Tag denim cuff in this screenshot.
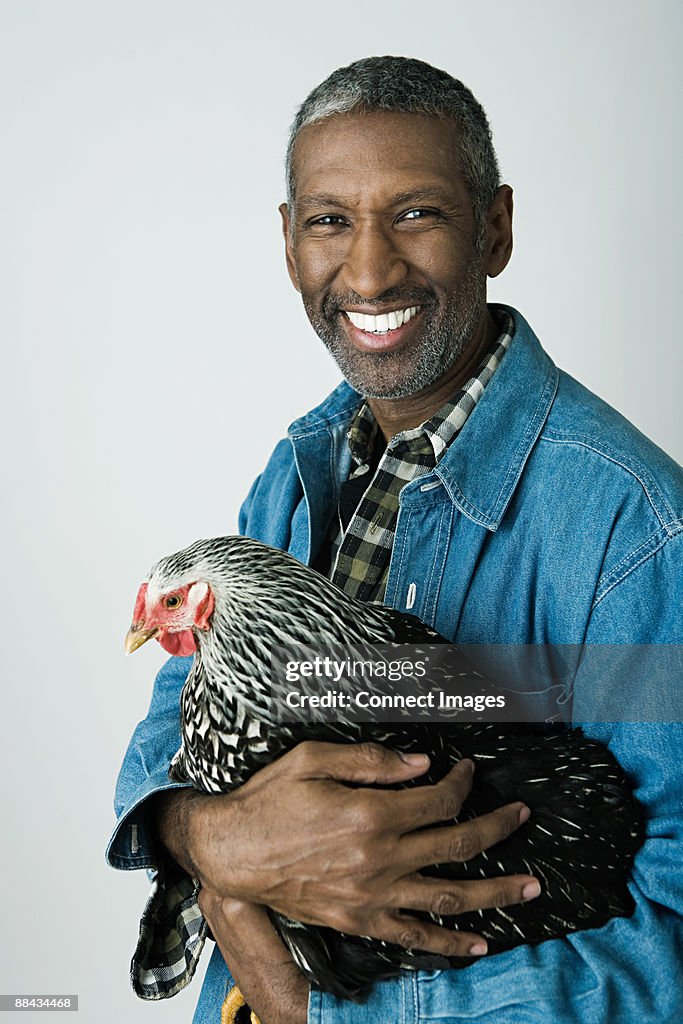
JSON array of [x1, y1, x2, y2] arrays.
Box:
[[105, 767, 191, 871]]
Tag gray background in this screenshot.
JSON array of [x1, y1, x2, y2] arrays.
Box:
[[1, 1, 681, 1021]]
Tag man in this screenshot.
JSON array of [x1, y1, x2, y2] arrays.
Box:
[[108, 57, 683, 1023]]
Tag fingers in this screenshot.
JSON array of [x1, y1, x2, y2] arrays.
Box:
[[366, 868, 543, 959], [402, 800, 530, 872], [371, 911, 488, 959], [389, 758, 476, 831], [393, 873, 542, 920], [288, 740, 431, 785]]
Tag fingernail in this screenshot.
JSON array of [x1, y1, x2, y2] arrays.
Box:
[[399, 752, 430, 767], [459, 758, 474, 773], [469, 942, 488, 956], [522, 881, 541, 900], [518, 805, 531, 824]]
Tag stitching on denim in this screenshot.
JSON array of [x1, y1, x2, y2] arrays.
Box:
[[404, 970, 417, 1024], [424, 505, 451, 624], [435, 366, 557, 529], [391, 509, 413, 610], [539, 434, 675, 532], [435, 474, 496, 530], [108, 854, 154, 870], [490, 365, 558, 520], [422, 508, 442, 622], [288, 404, 359, 439], [598, 527, 666, 586], [593, 533, 671, 607]]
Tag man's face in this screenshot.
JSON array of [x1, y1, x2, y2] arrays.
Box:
[[281, 111, 491, 399]]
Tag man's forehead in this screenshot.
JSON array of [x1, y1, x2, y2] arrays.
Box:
[[290, 110, 467, 201]]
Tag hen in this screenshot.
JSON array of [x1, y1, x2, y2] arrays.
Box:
[[126, 535, 644, 1002]]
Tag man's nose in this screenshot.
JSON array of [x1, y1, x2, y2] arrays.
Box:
[[339, 222, 408, 299]]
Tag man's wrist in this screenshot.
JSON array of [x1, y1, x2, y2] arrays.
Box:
[[154, 788, 211, 881]]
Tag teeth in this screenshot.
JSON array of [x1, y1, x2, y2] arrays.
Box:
[[345, 306, 420, 334]]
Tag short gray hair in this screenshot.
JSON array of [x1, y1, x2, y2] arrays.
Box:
[[285, 56, 501, 246]]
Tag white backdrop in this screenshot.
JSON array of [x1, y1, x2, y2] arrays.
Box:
[[1, 2, 681, 1022]]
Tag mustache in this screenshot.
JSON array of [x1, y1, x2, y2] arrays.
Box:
[[323, 286, 436, 319]]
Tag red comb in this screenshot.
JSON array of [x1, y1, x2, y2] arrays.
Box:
[[133, 582, 148, 623]]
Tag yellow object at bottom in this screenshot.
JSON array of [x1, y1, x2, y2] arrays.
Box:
[[220, 983, 261, 1024]]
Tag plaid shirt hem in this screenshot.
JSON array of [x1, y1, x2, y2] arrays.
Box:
[[131, 857, 208, 999]]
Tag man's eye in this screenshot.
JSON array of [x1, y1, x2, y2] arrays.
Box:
[[400, 208, 439, 222], [307, 215, 347, 228]]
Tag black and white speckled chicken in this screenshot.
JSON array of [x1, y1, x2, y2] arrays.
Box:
[[126, 535, 644, 1002]]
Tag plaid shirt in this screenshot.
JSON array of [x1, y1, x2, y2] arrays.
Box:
[[130, 310, 514, 1000], [328, 312, 514, 602]]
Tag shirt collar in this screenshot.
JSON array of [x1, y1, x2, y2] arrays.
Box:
[[287, 305, 559, 533], [429, 305, 558, 530]]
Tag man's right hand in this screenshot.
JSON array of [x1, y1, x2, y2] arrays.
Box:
[[156, 741, 541, 959]]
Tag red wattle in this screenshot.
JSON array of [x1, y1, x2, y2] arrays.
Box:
[[158, 629, 197, 656]]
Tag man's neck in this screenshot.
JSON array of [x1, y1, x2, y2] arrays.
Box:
[[367, 308, 501, 441]]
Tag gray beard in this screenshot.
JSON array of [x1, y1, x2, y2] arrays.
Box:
[[302, 254, 486, 399]]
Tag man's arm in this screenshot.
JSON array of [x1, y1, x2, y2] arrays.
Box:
[[197, 896, 308, 1024], [156, 745, 539, 956]]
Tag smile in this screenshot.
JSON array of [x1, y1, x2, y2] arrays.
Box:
[[344, 306, 421, 335]]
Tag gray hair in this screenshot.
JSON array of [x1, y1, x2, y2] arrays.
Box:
[[285, 56, 501, 247]]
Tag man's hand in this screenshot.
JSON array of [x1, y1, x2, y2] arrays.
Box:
[[197, 893, 307, 1024], [157, 741, 540, 959]]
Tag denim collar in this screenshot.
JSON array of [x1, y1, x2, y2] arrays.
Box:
[[287, 305, 559, 534]]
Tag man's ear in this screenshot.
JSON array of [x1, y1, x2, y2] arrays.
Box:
[[279, 202, 300, 292], [484, 185, 514, 279]]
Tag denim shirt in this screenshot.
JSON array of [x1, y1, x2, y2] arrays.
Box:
[[107, 307, 683, 1023]]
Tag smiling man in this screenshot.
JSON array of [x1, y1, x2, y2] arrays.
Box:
[[285, 111, 503, 415], [108, 57, 683, 1024]]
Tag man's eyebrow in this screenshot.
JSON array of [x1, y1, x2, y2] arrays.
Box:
[[389, 187, 458, 206], [296, 193, 353, 211], [295, 186, 458, 212]]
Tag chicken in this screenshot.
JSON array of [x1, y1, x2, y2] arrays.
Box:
[[126, 535, 644, 1002]]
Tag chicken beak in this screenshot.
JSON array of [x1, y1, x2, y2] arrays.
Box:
[[125, 623, 159, 655]]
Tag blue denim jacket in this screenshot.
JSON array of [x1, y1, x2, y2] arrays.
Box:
[[108, 307, 683, 1023]]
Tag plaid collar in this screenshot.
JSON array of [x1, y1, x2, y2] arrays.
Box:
[[329, 311, 515, 603]]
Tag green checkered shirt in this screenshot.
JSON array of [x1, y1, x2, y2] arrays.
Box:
[[328, 311, 514, 602]]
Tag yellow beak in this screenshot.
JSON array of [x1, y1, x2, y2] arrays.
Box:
[[125, 624, 159, 655]]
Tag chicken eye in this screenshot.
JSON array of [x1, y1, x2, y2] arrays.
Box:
[[165, 595, 183, 609]]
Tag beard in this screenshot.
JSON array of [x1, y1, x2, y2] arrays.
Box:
[[301, 252, 487, 399]]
